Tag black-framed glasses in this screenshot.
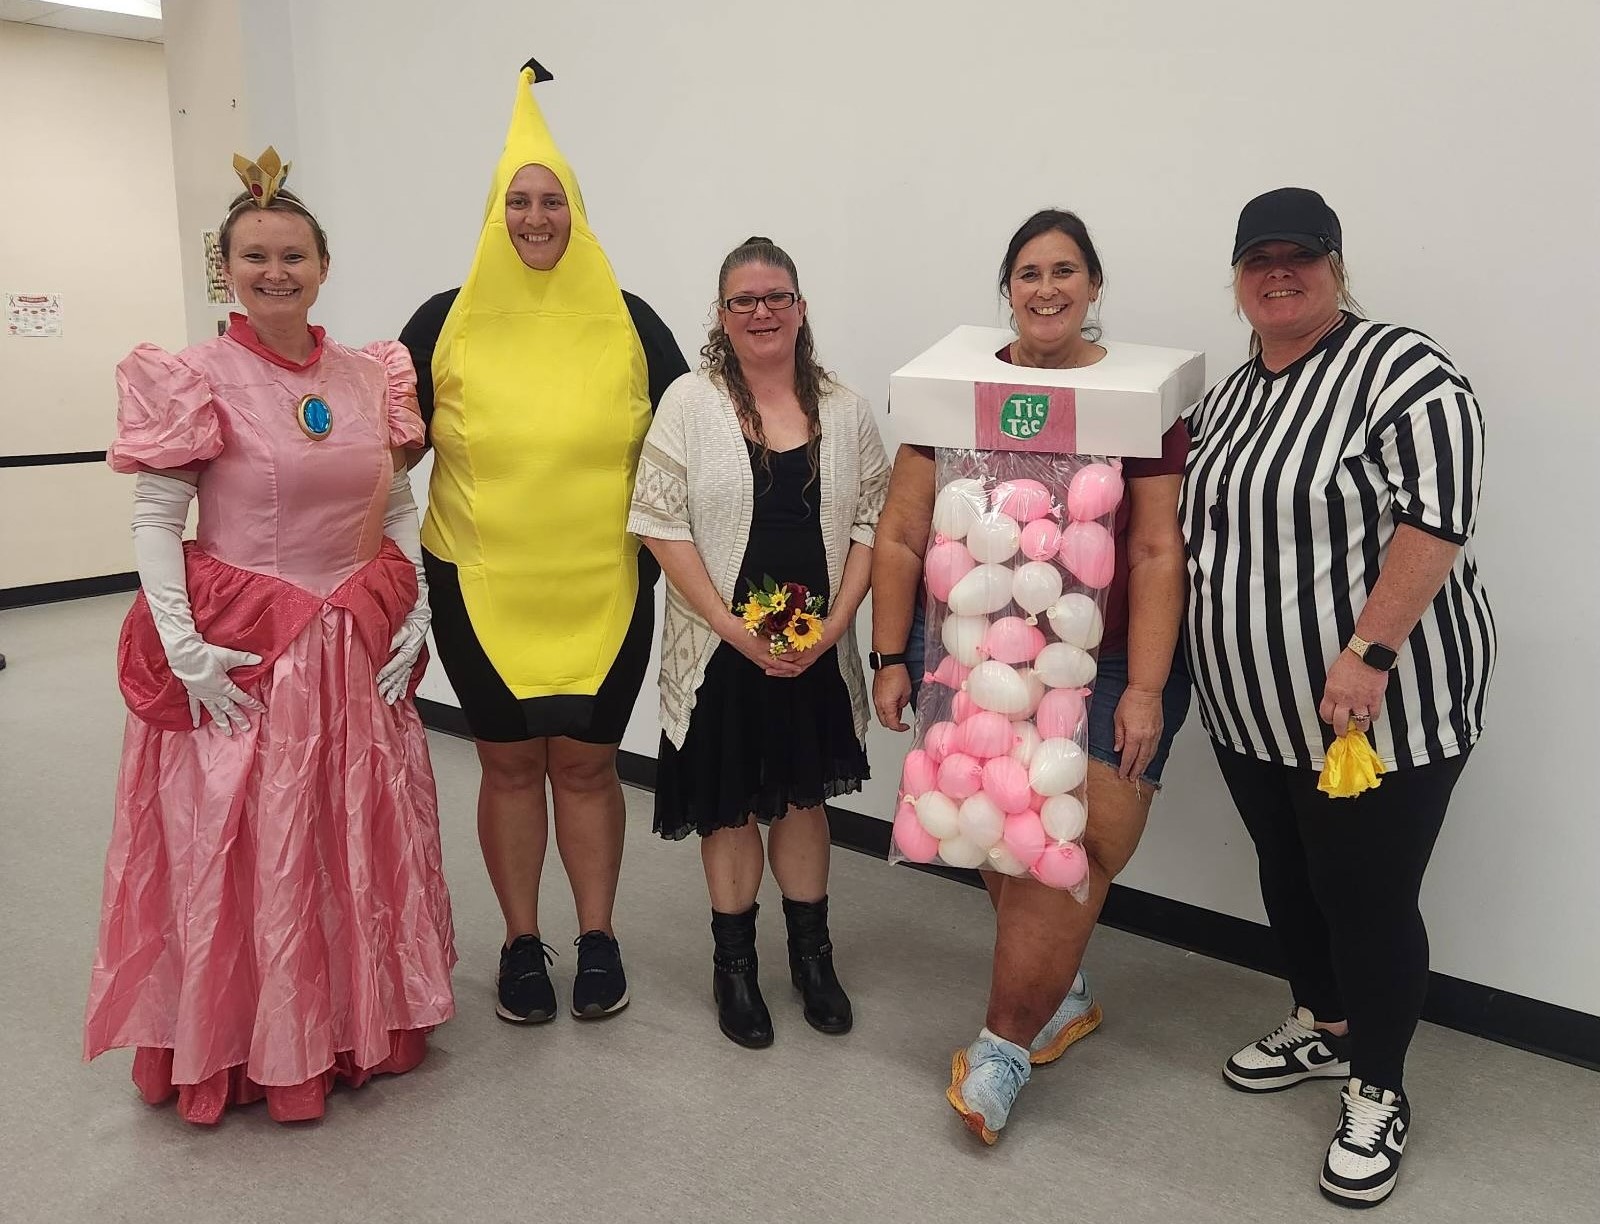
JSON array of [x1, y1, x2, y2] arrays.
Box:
[[721, 291, 800, 314]]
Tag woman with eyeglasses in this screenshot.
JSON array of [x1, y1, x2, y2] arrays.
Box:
[[629, 236, 889, 1048]]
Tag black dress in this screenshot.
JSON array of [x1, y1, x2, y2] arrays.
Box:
[[653, 441, 870, 840], [398, 287, 688, 744]]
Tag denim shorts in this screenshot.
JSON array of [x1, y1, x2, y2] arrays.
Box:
[[905, 600, 1191, 787]]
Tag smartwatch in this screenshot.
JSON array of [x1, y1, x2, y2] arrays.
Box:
[[868, 651, 907, 671], [1346, 633, 1399, 672]]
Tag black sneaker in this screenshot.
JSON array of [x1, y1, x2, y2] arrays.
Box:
[[1224, 1006, 1352, 1092], [571, 930, 629, 1019], [1320, 1078, 1410, 1207], [496, 935, 557, 1024]]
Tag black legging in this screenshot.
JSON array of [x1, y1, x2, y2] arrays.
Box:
[[1212, 743, 1471, 1091]]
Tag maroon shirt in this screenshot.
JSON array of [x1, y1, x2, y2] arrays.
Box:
[[912, 345, 1188, 655]]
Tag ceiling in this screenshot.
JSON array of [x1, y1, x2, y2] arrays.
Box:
[[0, 0, 162, 43]]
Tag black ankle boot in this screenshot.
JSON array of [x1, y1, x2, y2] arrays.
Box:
[[783, 895, 853, 1034], [710, 904, 773, 1049]]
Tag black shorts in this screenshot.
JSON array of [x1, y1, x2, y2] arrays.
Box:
[[422, 548, 656, 745]]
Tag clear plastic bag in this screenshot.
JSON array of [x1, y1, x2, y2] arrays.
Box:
[[888, 448, 1123, 901]]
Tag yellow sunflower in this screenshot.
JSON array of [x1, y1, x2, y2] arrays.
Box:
[[784, 612, 824, 652]]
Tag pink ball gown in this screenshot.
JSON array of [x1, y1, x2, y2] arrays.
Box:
[[83, 315, 457, 1124]]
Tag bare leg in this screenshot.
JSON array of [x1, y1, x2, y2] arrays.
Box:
[[548, 737, 626, 935], [701, 821, 766, 914], [984, 761, 1154, 1045], [765, 804, 830, 902], [475, 739, 551, 943], [980, 868, 1004, 911]]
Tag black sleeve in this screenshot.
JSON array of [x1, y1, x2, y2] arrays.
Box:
[[622, 291, 690, 412], [397, 288, 460, 437]]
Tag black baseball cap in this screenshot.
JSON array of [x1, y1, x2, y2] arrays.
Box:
[[1231, 188, 1342, 264]]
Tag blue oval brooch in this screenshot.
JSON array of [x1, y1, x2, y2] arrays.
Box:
[[297, 394, 332, 440]]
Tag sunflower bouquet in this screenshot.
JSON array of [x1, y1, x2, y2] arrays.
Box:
[[735, 576, 827, 657]]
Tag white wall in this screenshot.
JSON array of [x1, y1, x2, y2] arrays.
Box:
[[236, 0, 1599, 1016], [0, 22, 186, 588]]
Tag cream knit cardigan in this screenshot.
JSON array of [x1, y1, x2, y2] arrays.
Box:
[[627, 370, 890, 750]]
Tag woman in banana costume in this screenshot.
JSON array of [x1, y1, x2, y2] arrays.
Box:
[[400, 61, 686, 1025]]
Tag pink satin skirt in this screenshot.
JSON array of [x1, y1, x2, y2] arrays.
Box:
[[84, 603, 456, 1124]]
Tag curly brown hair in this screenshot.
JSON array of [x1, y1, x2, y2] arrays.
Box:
[[700, 236, 832, 489]]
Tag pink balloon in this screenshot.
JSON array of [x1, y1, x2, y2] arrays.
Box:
[[1031, 840, 1090, 891], [982, 617, 1046, 665], [957, 710, 1015, 759], [1020, 518, 1063, 562], [1067, 463, 1125, 522], [927, 657, 972, 689], [924, 721, 959, 763], [937, 752, 985, 800], [900, 748, 937, 798], [1036, 687, 1088, 740], [1002, 809, 1048, 867], [893, 801, 941, 864], [982, 756, 1033, 814], [1058, 521, 1116, 589], [924, 539, 977, 603], [992, 479, 1054, 523], [952, 691, 981, 723]]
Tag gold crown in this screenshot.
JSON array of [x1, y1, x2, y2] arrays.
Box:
[[231, 146, 291, 208]]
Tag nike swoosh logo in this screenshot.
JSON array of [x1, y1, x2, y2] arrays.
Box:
[[1388, 1119, 1408, 1153], [1300, 1043, 1339, 1068]]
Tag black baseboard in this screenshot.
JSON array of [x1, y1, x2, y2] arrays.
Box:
[[418, 704, 1600, 1072], [0, 572, 138, 610]]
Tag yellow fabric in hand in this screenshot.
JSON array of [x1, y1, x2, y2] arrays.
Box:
[[422, 67, 649, 699], [1318, 728, 1387, 798]]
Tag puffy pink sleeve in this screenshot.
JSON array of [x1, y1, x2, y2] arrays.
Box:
[[361, 340, 425, 450], [106, 344, 224, 474]]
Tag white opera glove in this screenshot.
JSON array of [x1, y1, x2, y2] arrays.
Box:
[[131, 472, 266, 734], [376, 467, 430, 705]]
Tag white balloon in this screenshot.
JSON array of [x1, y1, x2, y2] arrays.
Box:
[[915, 791, 961, 839], [1018, 668, 1046, 718], [957, 793, 1005, 848], [1028, 737, 1088, 796], [966, 512, 1021, 564], [932, 479, 986, 542], [987, 843, 1030, 876], [940, 614, 989, 666], [1046, 592, 1104, 650], [1035, 641, 1098, 689], [1040, 793, 1088, 843], [1009, 720, 1044, 767], [938, 836, 989, 869], [1012, 561, 1064, 617], [947, 563, 1014, 617], [967, 660, 1032, 716]]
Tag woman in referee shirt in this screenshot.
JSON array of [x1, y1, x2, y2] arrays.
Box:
[[1182, 188, 1494, 1208]]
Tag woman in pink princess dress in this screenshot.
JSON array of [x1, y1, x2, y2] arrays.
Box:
[[83, 157, 456, 1125]]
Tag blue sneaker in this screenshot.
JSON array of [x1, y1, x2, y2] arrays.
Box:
[[1029, 971, 1103, 1065], [947, 1029, 1032, 1145]]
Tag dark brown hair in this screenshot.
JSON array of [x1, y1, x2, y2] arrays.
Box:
[[999, 209, 1105, 343], [700, 236, 831, 487], [219, 188, 329, 261]]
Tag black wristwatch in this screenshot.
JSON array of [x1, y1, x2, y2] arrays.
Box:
[[869, 651, 907, 671], [1346, 634, 1399, 672]]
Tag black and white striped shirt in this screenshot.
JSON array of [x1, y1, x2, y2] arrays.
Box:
[[1181, 317, 1495, 770]]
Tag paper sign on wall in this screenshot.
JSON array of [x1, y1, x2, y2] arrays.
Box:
[[203, 230, 235, 305], [7, 293, 63, 338]]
